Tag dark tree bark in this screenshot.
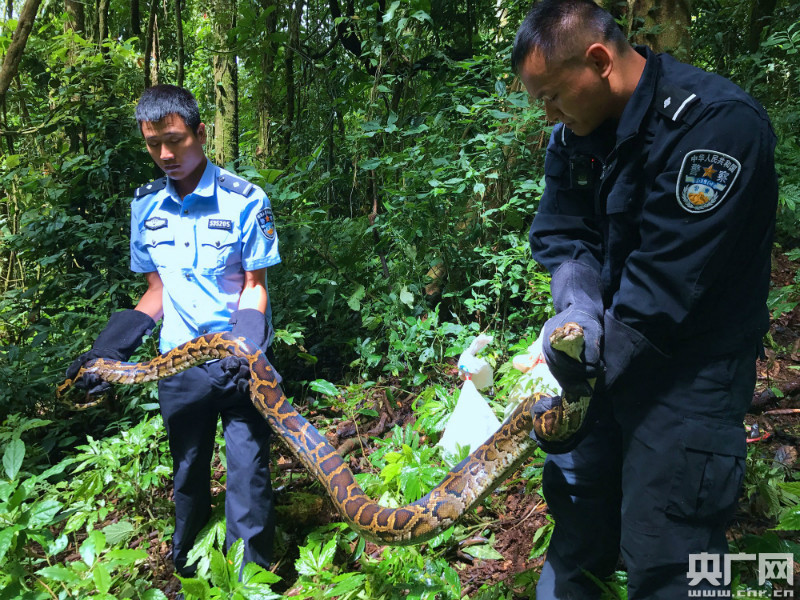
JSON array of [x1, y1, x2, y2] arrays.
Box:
[[0, 0, 42, 101], [628, 0, 691, 60], [284, 0, 304, 160], [65, 0, 84, 34], [144, 0, 159, 87], [98, 0, 110, 54], [212, 0, 239, 165], [748, 0, 778, 52], [256, 0, 278, 165], [131, 0, 141, 36], [175, 0, 185, 86]]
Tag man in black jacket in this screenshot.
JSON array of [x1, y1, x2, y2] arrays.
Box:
[[512, 1, 778, 598]]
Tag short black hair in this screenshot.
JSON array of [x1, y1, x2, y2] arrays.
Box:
[[511, 0, 628, 73], [135, 85, 202, 134]]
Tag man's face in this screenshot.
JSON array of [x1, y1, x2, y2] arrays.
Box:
[[519, 48, 611, 136], [140, 114, 207, 181]]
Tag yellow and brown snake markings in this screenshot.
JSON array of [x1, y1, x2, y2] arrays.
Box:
[[57, 326, 589, 545]]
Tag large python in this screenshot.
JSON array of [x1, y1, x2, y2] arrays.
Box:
[[57, 325, 590, 545]]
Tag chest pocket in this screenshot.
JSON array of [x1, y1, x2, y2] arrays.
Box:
[[604, 169, 640, 216], [142, 227, 175, 269], [199, 229, 240, 270]]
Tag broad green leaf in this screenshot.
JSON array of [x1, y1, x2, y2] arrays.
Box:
[[105, 549, 148, 563], [400, 286, 414, 309], [309, 379, 339, 397], [37, 565, 80, 583], [382, 0, 401, 23], [142, 590, 169, 600], [0, 526, 20, 564], [28, 499, 62, 528], [774, 506, 800, 531], [3, 439, 24, 481], [178, 577, 210, 600], [93, 563, 112, 593], [102, 520, 135, 545], [327, 572, 366, 596], [347, 285, 366, 312], [462, 544, 504, 560]]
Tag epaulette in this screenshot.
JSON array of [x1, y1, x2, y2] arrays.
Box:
[[217, 173, 255, 196], [656, 82, 700, 124], [134, 177, 167, 199]]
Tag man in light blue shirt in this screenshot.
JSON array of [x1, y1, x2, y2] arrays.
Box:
[[67, 85, 280, 581]]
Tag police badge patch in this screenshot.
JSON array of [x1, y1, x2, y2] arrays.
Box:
[[257, 207, 275, 240], [676, 149, 741, 214]]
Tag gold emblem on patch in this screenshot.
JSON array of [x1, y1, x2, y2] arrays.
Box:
[[676, 149, 741, 214]]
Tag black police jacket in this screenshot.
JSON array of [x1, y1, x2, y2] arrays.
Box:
[[529, 46, 778, 389]]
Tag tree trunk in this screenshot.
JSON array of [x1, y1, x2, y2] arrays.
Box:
[[748, 0, 778, 52], [256, 0, 278, 165], [131, 0, 141, 36], [144, 0, 158, 87], [284, 0, 304, 161], [98, 0, 110, 54], [212, 0, 239, 165], [627, 0, 691, 59], [0, 0, 42, 101], [175, 0, 185, 86], [65, 0, 84, 34]]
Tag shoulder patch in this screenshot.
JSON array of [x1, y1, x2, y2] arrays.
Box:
[[656, 82, 700, 123], [257, 207, 275, 240], [218, 173, 255, 197], [134, 177, 167, 199], [676, 149, 741, 214]]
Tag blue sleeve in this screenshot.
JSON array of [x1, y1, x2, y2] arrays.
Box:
[[130, 198, 156, 273], [241, 189, 281, 271]]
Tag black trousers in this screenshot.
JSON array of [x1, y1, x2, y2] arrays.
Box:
[[157, 360, 275, 576], [536, 345, 757, 599]]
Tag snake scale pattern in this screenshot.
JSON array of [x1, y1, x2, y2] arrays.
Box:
[[58, 326, 588, 545]]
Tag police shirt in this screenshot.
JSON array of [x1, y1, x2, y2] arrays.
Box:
[[529, 46, 778, 380], [130, 160, 281, 353]]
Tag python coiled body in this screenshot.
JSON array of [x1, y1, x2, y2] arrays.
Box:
[[58, 330, 588, 545]]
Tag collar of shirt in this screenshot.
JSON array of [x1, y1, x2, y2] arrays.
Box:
[[615, 45, 659, 145], [163, 159, 217, 205]]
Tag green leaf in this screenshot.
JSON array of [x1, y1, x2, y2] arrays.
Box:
[[309, 379, 339, 397], [347, 285, 366, 311], [327, 572, 366, 596], [102, 520, 135, 545], [382, 0, 401, 23], [28, 498, 62, 528], [774, 505, 800, 531], [177, 576, 210, 600], [0, 526, 20, 564], [400, 286, 414, 309], [3, 439, 24, 481], [93, 563, 112, 593], [142, 590, 169, 600], [37, 565, 80, 583], [104, 549, 148, 563], [462, 544, 504, 560]]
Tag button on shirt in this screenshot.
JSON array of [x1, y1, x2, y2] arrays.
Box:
[[130, 161, 281, 353]]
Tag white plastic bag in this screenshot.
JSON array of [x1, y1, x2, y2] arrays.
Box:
[[438, 378, 501, 456], [503, 330, 561, 422], [457, 334, 494, 390]]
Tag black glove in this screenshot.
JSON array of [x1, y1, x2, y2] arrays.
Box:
[[213, 308, 276, 395], [65, 309, 156, 396], [542, 261, 605, 396]]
